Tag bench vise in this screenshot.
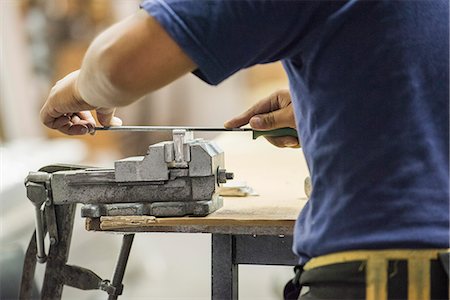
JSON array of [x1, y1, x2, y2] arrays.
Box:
[[27, 129, 233, 218], [21, 130, 233, 299]]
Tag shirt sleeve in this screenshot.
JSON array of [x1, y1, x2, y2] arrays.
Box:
[[140, 0, 326, 85]]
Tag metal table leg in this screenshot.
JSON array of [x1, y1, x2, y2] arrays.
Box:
[[212, 234, 238, 300], [212, 234, 298, 300], [20, 231, 38, 299], [108, 234, 135, 300], [41, 204, 76, 299]]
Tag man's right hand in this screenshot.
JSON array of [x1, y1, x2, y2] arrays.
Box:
[[40, 70, 122, 135], [224, 89, 300, 148]]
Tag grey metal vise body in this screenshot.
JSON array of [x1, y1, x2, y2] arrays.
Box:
[[28, 130, 233, 219]]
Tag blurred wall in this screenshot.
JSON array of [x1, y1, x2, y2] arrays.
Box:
[[0, 0, 43, 141]]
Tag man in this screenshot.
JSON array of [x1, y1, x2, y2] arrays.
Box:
[[40, 1, 449, 299]]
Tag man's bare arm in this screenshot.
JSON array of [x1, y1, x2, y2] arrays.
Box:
[[40, 10, 196, 135]]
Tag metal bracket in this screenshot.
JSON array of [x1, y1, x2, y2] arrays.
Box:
[[45, 203, 59, 247], [25, 172, 52, 263], [24, 165, 92, 264], [60, 264, 124, 297], [100, 280, 123, 298]]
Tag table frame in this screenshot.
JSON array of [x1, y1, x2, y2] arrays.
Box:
[[21, 216, 298, 299], [20, 203, 299, 300], [212, 234, 298, 299]]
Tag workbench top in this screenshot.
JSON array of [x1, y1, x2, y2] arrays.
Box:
[[85, 133, 309, 235]]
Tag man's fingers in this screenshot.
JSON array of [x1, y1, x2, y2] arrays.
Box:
[[96, 108, 122, 126], [48, 112, 94, 135], [265, 136, 300, 148], [67, 124, 89, 135], [224, 89, 291, 129], [108, 116, 123, 126], [224, 110, 254, 128], [58, 124, 90, 135], [40, 70, 97, 134], [49, 109, 115, 135], [57, 124, 88, 135], [71, 114, 81, 124], [76, 111, 96, 125], [52, 119, 89, 135], [249, 105, 295, 130], [224, 97, 277, 128], [40, 105, 62, 128], [52, 116, 72, 129], [75, 111, 96, 132]]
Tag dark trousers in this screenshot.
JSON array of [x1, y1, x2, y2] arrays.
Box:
[[284, 253, 449, 300]]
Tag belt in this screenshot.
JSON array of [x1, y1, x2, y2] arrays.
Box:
[[302, 248, 450, 300]]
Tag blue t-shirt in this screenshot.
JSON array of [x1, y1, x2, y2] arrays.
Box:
[[141, 0, 449, 264]]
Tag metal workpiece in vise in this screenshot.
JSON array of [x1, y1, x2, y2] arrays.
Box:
[[20, 130, 234, 299]]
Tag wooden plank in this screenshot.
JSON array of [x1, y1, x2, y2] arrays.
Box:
[[98, 216, 295, 229], [90, 222, 295, 235], [85, 196, 304, 234]]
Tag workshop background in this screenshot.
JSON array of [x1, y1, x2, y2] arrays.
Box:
[[1, 0, 299, 299]]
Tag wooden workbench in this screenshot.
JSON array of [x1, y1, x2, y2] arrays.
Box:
[[85, 133, 308, 235]]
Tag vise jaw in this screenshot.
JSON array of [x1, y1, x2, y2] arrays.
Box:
[[115, 129, 227, 182]]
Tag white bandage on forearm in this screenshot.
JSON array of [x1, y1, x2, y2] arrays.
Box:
[[77, 65, 124, 108]]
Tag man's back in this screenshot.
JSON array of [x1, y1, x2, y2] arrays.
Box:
[[283, 0, 449, 263]]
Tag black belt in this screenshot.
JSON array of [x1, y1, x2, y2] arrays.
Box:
[[284, 251, 449, 300]]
